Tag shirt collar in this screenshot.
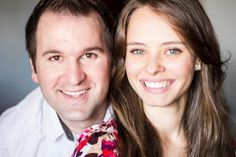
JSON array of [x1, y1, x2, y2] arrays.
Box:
[[42, 100, 66, 142], [42, 102, 113, 142], [58, 115, 75, 141], [60, 105, 113, 141]]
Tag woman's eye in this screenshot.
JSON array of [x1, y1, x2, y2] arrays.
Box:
[[130, 49, 144, 55], [166, 48, 182, 55]]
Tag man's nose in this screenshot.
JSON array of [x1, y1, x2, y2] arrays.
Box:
[[67, 62, 86, 85]]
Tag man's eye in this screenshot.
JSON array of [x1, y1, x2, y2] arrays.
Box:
[[130, 49, 144, 55], [49, 55, 62, 61], [166, 48, 182, 55], [81, 53, 97, 59]]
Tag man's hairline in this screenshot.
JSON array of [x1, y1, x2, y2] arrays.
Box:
[[33, 9, 110, 59]]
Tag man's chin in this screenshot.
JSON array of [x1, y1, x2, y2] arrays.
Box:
[[62, 111, 90, 122]]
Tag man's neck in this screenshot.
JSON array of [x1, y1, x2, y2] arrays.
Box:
[[58, 104, 109, 135]]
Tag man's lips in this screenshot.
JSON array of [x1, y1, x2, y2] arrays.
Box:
[[61, 89, 88, 97]]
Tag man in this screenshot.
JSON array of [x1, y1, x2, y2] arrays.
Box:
[[0, 0, 117, 156]]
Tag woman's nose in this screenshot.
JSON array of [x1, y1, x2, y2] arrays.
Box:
[[145, 55, 165, 75]]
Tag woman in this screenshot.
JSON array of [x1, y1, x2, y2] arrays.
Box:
[[111, 0, 234, 156]]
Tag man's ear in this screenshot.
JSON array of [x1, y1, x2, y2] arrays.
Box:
[[30, 59, 38, 83]]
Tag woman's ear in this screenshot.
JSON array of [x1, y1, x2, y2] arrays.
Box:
[[194, 58, 202, 71]]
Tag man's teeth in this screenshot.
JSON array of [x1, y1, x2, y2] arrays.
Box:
[[144, 81, 170, 88], [63, 90, 86, 97]]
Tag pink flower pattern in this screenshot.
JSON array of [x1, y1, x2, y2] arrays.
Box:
[[72, 119, 118, 157]]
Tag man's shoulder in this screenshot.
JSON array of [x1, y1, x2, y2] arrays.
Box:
[[0, 87, 43, 122], [0, 87, 44, 142]]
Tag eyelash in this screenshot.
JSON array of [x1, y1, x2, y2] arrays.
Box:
[[49, 55, 62, 61], [82, 52, 98, 59], [129, 49, 144, 55], [166, 48, 182, 55]]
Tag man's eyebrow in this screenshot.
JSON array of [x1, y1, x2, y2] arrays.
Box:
[[42, 50, 62, 57], [83, 46, 105, 53], [41, 46, 106, 56]]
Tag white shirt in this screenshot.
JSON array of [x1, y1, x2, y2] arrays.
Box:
[[0, 87, 112, 157]]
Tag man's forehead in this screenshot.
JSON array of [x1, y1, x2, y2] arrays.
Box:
[[37, 10, 106, 33], [35, 10, 108, 54]]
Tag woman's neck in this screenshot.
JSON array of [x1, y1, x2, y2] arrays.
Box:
[[144, 102, 187, 156]]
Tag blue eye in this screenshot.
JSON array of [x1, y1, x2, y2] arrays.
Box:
[[130, 49, 144, 55], [167, 48, 182, 55]]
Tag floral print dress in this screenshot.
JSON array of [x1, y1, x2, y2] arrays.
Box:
[[72, 119, 118, 157]]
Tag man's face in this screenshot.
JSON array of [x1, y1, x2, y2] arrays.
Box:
[[31, 11, 111, 131]]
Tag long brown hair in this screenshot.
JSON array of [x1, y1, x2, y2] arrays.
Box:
[[110, 0, 231, 156]]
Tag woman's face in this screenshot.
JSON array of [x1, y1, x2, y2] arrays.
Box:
[[125, 7, 197, 109]]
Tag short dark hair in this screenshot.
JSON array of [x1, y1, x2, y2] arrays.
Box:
[[25, 0, 114, 68]]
